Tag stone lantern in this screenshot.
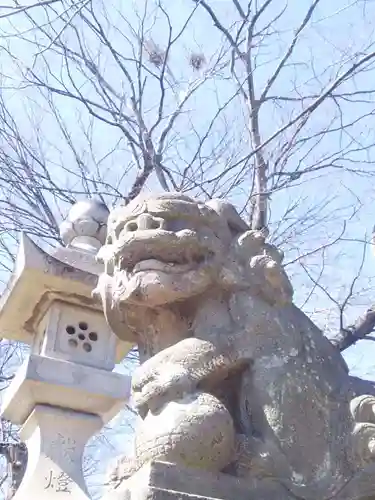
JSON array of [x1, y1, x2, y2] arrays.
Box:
[[0, 200, 132, 499]]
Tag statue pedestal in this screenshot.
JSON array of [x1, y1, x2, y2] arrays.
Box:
[[103, 461, 289, 500]]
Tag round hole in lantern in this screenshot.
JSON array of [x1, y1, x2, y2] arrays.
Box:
[[83, 342, 92, 353], [66, 326, 75, 335], [68, 338, 78, 348]]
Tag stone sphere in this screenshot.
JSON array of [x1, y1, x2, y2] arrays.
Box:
[[135, 392, 235, 472], [60, 199, 110, 249]]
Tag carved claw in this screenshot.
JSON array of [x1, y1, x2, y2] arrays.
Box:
[[131, 338, 218, 416], [351, 395, 375, 464], [132, 363, 195, 416], [106, 455, 139, 488]]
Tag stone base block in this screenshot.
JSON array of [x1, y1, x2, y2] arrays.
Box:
[[103, 461, 287, 500]]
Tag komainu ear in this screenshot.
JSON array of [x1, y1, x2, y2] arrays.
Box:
[[206, 199, 249, 235]]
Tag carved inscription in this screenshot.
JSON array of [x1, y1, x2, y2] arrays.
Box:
[[44, 470, 71, 493]]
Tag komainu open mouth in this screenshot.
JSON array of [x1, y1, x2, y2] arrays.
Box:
[[111, 229, 214, 275], [120, 256, 207, 274]]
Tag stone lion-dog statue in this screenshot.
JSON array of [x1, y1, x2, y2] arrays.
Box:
[[95, 192, 375, 500]]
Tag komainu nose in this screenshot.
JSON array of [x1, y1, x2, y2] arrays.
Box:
[[125, 213, 165, 232]]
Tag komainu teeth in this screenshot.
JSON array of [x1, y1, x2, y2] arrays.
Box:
[[112, 250, 210, 272]]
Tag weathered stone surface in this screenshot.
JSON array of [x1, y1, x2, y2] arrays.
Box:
[[104, 460, 287, 500], [0, 233, 133, 361], [96, 192, 375, 499], [15, 405, 102, 500], [0, 200, 133, 500], [59, 198, 110, 251], [1, 354, 130, 425]]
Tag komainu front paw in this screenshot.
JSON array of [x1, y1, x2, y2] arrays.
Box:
[[106, 455, 138, 489], [132, 363, 195, 417], [351, 395, 375, 463]]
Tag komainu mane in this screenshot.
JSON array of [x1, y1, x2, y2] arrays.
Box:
[[95, 192, 375, 500]]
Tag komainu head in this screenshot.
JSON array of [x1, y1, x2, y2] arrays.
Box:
[[94, 193, 293, 327]]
